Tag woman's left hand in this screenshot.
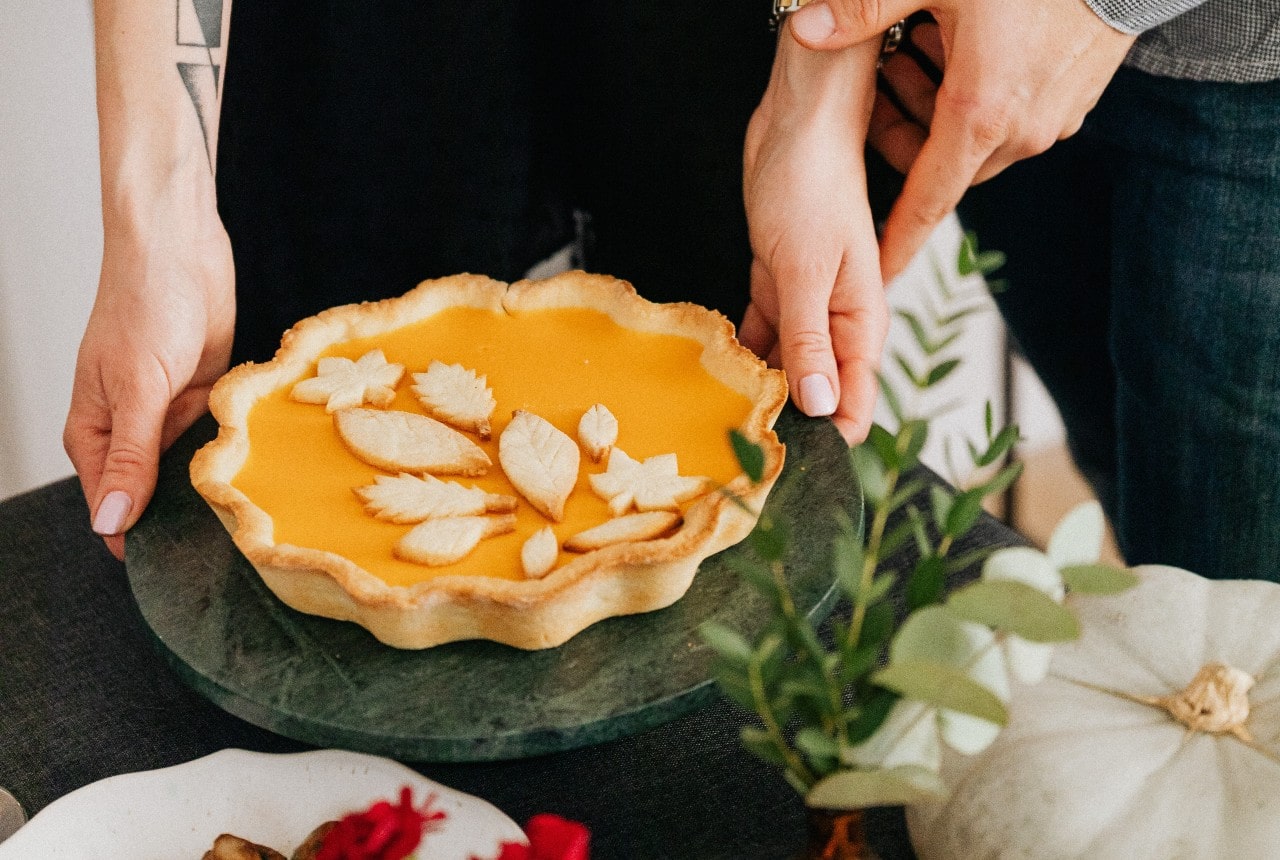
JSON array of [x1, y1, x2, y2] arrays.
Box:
[[741, 30, 889, 444]]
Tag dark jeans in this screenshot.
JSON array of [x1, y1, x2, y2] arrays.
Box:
[[958, 66, 1280, 581]]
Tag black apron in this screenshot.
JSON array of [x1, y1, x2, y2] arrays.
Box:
[[216, 1, 778, 364]]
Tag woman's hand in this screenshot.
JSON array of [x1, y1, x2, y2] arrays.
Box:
[[742, 31, 889, 444], [64, 197, 235, 560], [790, 0, 1136, 280]]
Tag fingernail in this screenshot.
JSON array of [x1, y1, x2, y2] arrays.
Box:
[[800, 374, 837, 416], [792, 2, 836, 42], [93, 490, 133, 536]]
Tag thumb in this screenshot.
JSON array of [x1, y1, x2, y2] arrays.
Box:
[[789, 0, 912, 51], [90, 385, 169, 554], [773, 259, 841, 420]]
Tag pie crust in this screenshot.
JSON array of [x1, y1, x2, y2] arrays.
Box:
[[190, 271, 787, 649]]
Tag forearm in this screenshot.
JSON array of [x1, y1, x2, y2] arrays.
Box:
[[93, 0, 231, 234], [762, 24, 881, 131]]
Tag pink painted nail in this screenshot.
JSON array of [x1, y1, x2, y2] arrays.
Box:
[[800, 374, 837, 416], [92, 490, 133, 536]]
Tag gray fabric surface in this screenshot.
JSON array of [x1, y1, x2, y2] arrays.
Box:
[[1085, 0, 1280, 82], [0, 460, 1027, 858]]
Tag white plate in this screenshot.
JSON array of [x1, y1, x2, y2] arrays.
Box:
[[0, 749, 525, 859]]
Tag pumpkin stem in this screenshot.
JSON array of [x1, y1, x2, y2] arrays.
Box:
[[1151, 662, 1255, 742]]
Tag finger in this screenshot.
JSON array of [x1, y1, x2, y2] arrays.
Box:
[[907, 21, 944, 74], [879, 51, 938, 127], [740, 263, 779, 361], [90, 373, 172, 559], [64, 394, 112, 522], [880, 83, 1007, 280], [772, 254, 841, 419], [829, 248, 889, 444], [868, 93, 926, 175], [789, 0, 915, 51], [160, 385, 214, 451]]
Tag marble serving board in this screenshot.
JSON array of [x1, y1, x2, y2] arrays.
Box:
[[126, 408, 860, 762]]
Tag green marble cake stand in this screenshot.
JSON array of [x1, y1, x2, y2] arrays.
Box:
[[126, 408, 860, 762]]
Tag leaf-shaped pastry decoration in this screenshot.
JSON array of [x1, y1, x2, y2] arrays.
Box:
[[588, 448, 709, 515], [498, 410, 580, 522], [577, 403, 619, 462], [411, 360, 497, 439], [396, 514, 517, 566], [563, 511, 682, 552], [334, 408, 491, 475], [521, 526, 559, 578], [354, 473, 517, 523], [290, 349, 404, 412]]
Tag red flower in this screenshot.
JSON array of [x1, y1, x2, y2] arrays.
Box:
[[481, 814, 590, 860], [316, 786, 447, 860]]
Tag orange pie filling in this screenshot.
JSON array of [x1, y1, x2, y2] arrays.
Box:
[[193, 273, 787, 649], [231, 305, 759, 587]]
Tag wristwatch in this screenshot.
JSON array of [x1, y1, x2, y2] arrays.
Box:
[[769, 0, 809, 31]]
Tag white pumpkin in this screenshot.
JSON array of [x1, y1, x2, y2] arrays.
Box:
[[907, 565, 1280, 860]]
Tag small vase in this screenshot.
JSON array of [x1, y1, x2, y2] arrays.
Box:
[[802, 807, 881, 860]]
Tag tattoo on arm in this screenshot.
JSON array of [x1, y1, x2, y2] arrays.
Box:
[[175, 0, 227, 171]]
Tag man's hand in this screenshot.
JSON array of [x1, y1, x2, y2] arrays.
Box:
[[790, 0, 1136, 279], [742, 32, 889, 444], [65, 199, 235, 561]]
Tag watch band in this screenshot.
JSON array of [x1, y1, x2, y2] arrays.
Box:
[[770, 0, 809, 32]]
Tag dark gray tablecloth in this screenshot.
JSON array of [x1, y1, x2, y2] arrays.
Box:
[[0, 464, 1027, 858]]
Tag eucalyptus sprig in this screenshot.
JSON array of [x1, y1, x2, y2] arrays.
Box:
[[702, 232, 1136, 809]]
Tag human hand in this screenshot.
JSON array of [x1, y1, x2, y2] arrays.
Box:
[[741, 32, 889, 444], [789, 0, 1136, 279], [64, 203, 235, 560]]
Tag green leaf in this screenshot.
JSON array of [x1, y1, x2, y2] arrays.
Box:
[[975, 249, 1007, 276], [729, 429, 765, 483], [865, 573, 898, 607], [839, 642, 882, 686], [975, 424, 1020, 467], [712, 667, 756, 711], [858, 601, 896, 650], [844, 687, 900, 744], [699, 620, 753, 666], [976, 461, 1023, 499], [866, 423, 899, 470], [872, 660, 1008, 725], [894, 351, 926, 390], [750, 516, 790, 562], [957, 230, 980, 277], [740, 726, 789, 767], [944, 489, 985, 538], [929, 485, 954, 532], [852, 445, 888, 506], [898, 420, 930, 471], [984, 401, 993, 439], [947, 579, 1081, 643], [806, 765, 947, 809], [939, 304, 988, 326], [1061, 563, 1141, 595], [897, 309, 935, 354], [877, 519, 914, 560], [906, 555, 947, 610], [795, 727, 840, 763], [876, 373, 905, 425], [925, 358, 962, 387], [886, 477, 928, 513]]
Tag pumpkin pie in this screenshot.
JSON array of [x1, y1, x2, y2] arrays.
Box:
[[190, 271, 787, 649]]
